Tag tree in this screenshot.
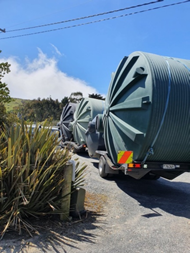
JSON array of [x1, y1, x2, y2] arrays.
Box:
[[61, 96, 69, 107], [17, 97, 64, 122], [0, 51, 12, 127], [69, 92, 83, 103], [0, 51, 11, 103], [0, 103, 7, 127], [89, 93, 105, 100]]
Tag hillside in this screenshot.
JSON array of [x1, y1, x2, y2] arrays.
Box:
[[5, 98, 30, 112]]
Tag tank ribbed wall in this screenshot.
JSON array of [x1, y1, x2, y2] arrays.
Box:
[[139, 53, 190, 162]]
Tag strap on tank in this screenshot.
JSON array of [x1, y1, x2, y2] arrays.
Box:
[[141, 60, 171, 165], [173, 59, 190, 72]]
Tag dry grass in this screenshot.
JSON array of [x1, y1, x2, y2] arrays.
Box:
[[85, 191, 107, 213]]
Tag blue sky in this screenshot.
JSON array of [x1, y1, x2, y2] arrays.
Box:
[[0, 0, 190, 101]]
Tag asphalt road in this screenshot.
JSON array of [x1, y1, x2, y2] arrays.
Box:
[[1, 154, 190, 253]]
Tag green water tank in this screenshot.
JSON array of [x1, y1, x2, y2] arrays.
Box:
[[70, 98, 105, 145], [103, 51, 190, 165], [58, 102, 78, 141]]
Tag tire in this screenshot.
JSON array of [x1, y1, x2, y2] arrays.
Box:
[[99, 156, 108, 178]]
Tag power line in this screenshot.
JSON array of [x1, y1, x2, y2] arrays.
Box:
[[6, 0, 163, 33], [1, 0, 189, 40], [5, 0, 94, 29], [0, 28, 6, 33]]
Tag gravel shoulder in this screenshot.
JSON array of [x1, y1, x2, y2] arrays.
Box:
[[1, 154, 190, 253]]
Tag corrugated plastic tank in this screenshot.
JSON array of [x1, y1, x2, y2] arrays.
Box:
[[59, 103, 78, 141], [102, 51, 190, 165], [70, 98, 105, 145]]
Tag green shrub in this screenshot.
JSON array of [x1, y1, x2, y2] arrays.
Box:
[[0, 122, 85, 238]]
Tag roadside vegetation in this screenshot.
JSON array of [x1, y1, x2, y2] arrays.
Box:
[[0, 122, 86, 238]]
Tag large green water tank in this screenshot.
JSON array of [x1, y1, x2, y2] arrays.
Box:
[[58, 103, 78, 141], [70, 98, 105, 145], [103, 51, 190, 165]]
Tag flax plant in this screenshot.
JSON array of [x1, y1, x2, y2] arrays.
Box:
[[0, 122, 85, 238]]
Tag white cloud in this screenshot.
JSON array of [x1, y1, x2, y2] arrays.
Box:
[[50, 44, 62, 56], [1, 49, 97, 101]]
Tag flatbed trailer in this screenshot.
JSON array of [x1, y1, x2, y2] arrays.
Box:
[[96, 151, 190, 180]]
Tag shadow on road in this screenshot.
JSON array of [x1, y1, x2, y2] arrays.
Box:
[[112, 175, 190, 219], [0, 212, 105, 253]]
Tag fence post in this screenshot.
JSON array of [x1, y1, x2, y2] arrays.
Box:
[[60, 162, 73, 221]]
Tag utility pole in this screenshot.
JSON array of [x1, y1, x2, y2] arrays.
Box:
[[0, 28, 5, 33]]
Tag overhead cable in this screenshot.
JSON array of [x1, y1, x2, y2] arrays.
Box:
[[0, 28, 6, 33], [0, 0, 189, 40], [6, 0, 163, 33]]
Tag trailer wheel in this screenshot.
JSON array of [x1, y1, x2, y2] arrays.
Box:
[[99, 156, 108, 178]]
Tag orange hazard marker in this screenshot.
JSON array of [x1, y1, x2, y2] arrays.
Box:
[[117, 151, 133, 164]]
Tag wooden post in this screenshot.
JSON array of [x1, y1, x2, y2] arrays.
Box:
[[60, 162, 73, 221]]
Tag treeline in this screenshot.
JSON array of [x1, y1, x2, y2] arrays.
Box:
[[18, 97, 64, 122], [16, 92, 105, 122]]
